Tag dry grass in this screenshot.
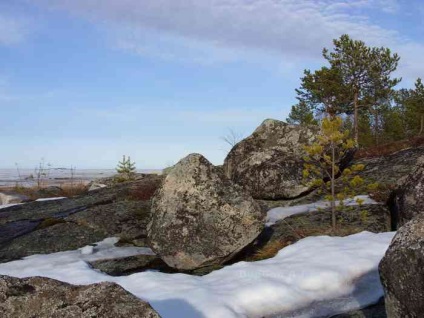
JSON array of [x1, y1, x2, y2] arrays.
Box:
[[0, 183, 88, 200], [251, 240, 293, 261], [60, 183, 88, 197], [355, 136, 424, 159], [36, 218, 66, 230], [127, 183, 159, 201]]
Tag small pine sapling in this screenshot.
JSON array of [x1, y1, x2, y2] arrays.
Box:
[[303, 116, 378, 231], [115, 155, 136, 182]]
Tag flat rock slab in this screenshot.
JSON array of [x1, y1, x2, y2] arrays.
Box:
[[0, 177, 163, 263]]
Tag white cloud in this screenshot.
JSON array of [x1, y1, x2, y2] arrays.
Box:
[[31, 0, 422, 80], [30, 0, 398, 57], [0, 14, 30, 45]]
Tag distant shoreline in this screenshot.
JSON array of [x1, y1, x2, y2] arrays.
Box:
[[0, 168, 162, 188]]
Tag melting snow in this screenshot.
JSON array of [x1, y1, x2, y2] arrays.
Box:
[[0, 231, 394, 318], [266, 195, 379, 225]]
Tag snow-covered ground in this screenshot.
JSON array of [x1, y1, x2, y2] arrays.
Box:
[[266, 195, 379, 225], [0, 231, 395, 318]]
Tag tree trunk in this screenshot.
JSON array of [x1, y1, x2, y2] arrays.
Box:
[[374, 110, 379, 146], [353, 90, 359, 145], [331, 142, 336, 231]]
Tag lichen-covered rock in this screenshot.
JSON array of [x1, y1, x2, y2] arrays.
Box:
[[88, 254, 169, 276], [379, 213, 424, 317], [0, 176, 163, 263], [0, 275, 160, 318], [147, 153, 265, 270], [389, 155, 424, 228], [223, 119, 318, 200]]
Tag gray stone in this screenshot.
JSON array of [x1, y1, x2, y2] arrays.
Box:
[[388, 155, 424, 228], [88, 183, 107, 191], [148, 153, 265, 270], [88, 254, 169, 276], [35, 186, 64, 198], [223, 119, 318, 199], [379, 213, 424, 318], [0, 275, 160, 318]]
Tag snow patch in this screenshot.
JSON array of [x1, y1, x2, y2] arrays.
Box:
[[0, 231, 394, 318], [266, 195, 378, 225], [36, 197, 67, 202]]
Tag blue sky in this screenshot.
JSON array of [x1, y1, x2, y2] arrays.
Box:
[[0, 0, 423, 169]]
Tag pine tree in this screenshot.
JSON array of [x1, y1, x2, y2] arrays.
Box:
[[286, 101, 318, 125], [323, 34, 401, 144], [116, 155, 136, 181], [393, 79, 424, 137], [302, 117, 377, 230], [295, 66, 352, 118]]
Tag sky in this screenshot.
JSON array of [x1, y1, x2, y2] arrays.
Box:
[[1, 0, 423, 169]]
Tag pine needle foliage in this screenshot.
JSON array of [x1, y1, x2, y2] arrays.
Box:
[[303, 116, 378, 230], [116, 155, 136, 181]]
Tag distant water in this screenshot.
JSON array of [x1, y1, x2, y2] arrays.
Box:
[[0, 168, 162, 187]]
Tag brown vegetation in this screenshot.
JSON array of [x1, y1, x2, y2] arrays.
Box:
[[355, 136, 424, 159], [1, 183, 88, 201]]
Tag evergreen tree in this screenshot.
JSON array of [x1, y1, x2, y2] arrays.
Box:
[[295, 66, 352, 117], [394, 79, 424, 137], [116, 155, 136, 180], [323, 34, 401, 144], [303, 117, 372, 230], [286, 101, 318, 125]]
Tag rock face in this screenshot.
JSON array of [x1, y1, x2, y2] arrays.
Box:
[[223, 119, 318, 200], [0, 275, 160, 317], [356, 146, 424, 187], [148, 153, 265, 270], [379, 213, 424, 317], [0, 192, 30, 205], [388, 155, 424, 229], [0, 175, 164, 263]]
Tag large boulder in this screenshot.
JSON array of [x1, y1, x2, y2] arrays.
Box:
[[379, 213, 424, 317], [0, 275, 160, 317], [388, 155, 424, 229], [223, 119, 318, 200], [147, 153, 265, 270]]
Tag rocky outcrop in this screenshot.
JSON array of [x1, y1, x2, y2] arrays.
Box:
[[0, 192, 30, 205], [0, 175, 163, 263], [379, 213, 424, 317], [223, 119, 318, 200], [387, 155, 424, 229], [0, 275, 160, 317], [148, 153, 265, 270], [355, 146, 424, 188]]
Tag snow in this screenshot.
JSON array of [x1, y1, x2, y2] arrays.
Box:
[[36, 197, 67, 202], [0, 197, 67, 210], [0, 231, 394, 318], [0, 203, 22, 210], [266, 195, 379, 225]]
